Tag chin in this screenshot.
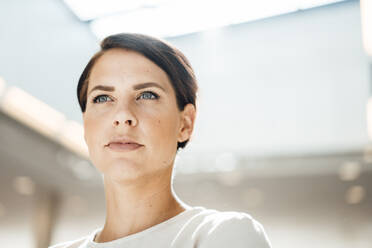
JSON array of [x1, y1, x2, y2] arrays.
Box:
[[103, 159, 144, 178]]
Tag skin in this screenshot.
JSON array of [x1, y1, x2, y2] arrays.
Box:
[[82, 48, 196, 243]]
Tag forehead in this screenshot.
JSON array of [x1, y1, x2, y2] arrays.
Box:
[[88, 48, 171, 90]]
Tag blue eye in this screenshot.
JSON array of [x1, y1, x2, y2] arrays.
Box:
[[92, 91, 159, 104], [92, 95, 111, 103], [138, 91, 159, 100]]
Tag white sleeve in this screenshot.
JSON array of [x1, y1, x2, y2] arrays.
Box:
[[197, 212, 272, 248]]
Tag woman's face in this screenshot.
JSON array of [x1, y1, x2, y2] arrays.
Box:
[[82, 48, 193, 182]]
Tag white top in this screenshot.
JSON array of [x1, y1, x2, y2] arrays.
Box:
[[49, 206, 272, 248]]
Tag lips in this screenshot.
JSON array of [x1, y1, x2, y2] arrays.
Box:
[[105, 136, 144, 152], [107, 142, 143, 151], [106, 137, 143, 147], [109, 142, 139, 145]]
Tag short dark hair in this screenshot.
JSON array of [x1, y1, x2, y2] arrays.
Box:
[[77, 33, 198, 150]]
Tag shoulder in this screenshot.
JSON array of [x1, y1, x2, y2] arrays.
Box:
[[48, 235, 88, 248], [194, 209, 272, 248]]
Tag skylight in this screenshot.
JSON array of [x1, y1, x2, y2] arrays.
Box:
[[63, 0, 347, 40]]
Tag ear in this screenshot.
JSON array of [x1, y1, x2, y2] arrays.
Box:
[[178, 103, 196, 143]]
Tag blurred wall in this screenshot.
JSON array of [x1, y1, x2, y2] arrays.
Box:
[[167, 0, 370, 155]]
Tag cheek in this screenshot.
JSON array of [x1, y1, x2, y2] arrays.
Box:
[[147, 111, 179, 144], [83, 120, 94, 148], [83, 114, 103, 148]]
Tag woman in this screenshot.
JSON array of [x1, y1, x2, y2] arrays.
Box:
[[49, 33, 272, 248]]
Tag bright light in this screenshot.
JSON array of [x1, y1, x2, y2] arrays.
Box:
[[0, 86, 89, 159], [338, 161, 361, 181], [13, 176, 35, 196], [345, 185, 366, 204], [63, 0, 172, 21], [85, 0, 346, 40], [0, 77, 5, 97], [360, 0, 372, 57], [0, 87, 66, 140]]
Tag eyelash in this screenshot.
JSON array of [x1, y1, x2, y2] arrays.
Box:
[[92, 91, 159, 104]]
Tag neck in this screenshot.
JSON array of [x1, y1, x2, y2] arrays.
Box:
[[94, 166, 187, 243]]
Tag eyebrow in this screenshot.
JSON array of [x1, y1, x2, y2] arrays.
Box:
[[88, 82, 166, 96]]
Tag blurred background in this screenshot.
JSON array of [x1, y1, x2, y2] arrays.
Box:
[[0, 0, 371, 247]]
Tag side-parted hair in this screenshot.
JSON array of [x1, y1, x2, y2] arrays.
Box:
[[77, 33, 198, 150]]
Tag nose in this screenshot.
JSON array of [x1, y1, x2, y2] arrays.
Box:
[[112, 105, 138, 127]]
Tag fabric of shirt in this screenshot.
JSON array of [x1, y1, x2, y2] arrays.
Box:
[[49, 206, 272, 248]]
